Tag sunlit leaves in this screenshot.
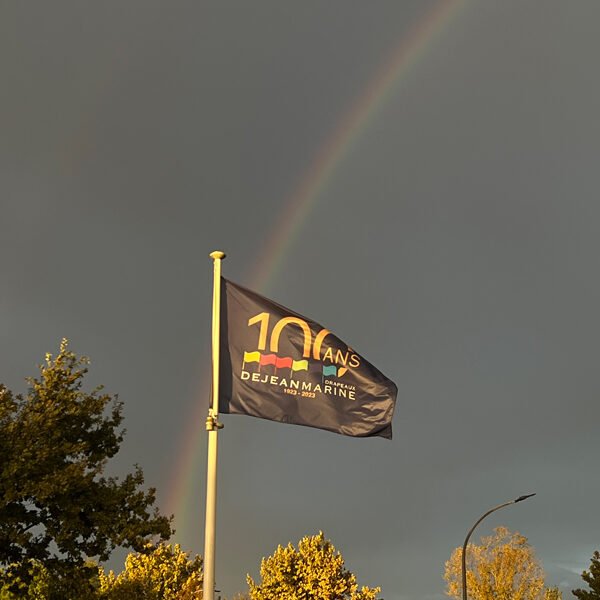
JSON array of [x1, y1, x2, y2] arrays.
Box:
[[98, 542, 203, 600], [444, 527, 559, 600], [247, 532, 380, 600]]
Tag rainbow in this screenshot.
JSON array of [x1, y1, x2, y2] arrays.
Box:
[[165, 0, 468, 545]]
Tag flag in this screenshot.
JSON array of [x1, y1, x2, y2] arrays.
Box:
[[218, 278, 397, 439]]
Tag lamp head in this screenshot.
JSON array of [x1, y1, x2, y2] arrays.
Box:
[[514, 493, 536, 503]]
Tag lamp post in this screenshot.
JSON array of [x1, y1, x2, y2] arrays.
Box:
[[461, 494, 536, 600]]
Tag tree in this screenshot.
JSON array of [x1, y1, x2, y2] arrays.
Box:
[[246, 532, 380, 600], [98, 542, 203, 600], [545, 588, 563, 600], [444, 526, 559, 600], [0, 340, 172, 593], [0, 560, 52, 600], [573, 551, 600, 600], [0, 559, 99, 600]]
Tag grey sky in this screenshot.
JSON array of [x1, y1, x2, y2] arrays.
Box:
[[1, 2, 599, 599]]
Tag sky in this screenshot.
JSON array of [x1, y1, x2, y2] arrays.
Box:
[[1, 2, 599, 599]]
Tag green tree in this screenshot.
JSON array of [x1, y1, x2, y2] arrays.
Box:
[[98, 542, 202, 600], [0, 559, 99, 600], [573, 551, 600, 600], [0, 560, 51, 600], [444, 527, 560, 600], [247, 532, 380, 600], [0, 340, 172, 595]]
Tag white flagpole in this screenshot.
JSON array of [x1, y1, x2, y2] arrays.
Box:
[[204, 250, 225, 600]]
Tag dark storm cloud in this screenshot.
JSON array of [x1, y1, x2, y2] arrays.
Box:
[[1, 2, 599, 599]]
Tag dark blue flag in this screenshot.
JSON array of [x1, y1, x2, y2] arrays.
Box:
[[219, 278, 397, 439]]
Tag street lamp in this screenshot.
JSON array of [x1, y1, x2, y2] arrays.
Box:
[[461, 494, 536, 600]]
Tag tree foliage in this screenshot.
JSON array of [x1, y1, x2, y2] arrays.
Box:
[[0, 340, 172, 590], [247, 532, 380, 600], [573, 551, 600, 600], [544, 588, 562, 600], [99, 542, 203, 600], [444, 527, 559, 600], [0, 560, 52, 600], [0, 559, 100, 600]]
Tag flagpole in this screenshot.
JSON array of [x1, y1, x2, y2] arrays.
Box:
[[204, 250, 225, 600]]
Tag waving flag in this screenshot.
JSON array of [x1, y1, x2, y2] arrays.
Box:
[[219, 278, 397, 439]]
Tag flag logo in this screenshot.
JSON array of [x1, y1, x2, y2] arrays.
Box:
[[219, 278, 397, 439]]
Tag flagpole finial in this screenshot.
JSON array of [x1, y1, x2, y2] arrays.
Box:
[[210, 251, 226, 260]]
